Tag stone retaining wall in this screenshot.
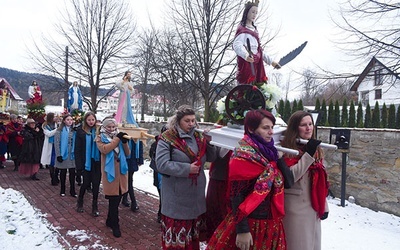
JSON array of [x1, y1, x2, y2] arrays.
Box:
[[138, 122, 400, 216]]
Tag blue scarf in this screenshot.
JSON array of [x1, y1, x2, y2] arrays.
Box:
[[85, 128, 100, 171], [101, 133, 128, 183], [46, 124, 55, 143], [61, 126, 75, 160]]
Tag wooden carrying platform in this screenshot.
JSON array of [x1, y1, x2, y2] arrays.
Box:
[[118, 125, 155, 145]]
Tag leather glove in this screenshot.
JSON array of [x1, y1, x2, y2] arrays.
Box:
[[57, 156, 63, 163], [236, 232, 253, 250], [117, 132, 129, 143], [305, 138, 322, 156], [321, 212, 329, 220], [277, 157, 294, 188]]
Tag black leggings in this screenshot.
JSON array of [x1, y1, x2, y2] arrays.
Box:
[[78, 162, 101, 203], [59, 168, 76, 195]]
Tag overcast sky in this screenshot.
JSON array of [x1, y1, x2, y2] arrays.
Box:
[[0, 0, 363, 99]]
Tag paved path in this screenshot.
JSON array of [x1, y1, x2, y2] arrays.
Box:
[[0, 160, 161, 249]]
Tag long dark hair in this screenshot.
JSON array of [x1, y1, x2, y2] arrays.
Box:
[[82, 111, 97, 134], [281, 111, 323, 157], [240, 2, 258, 29]]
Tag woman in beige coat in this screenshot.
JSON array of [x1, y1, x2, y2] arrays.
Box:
[[96, 117, 130, 238], [280, 111, 330, 250]]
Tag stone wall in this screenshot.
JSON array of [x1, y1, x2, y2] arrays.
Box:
[[317, 127, 400, 216], [138, 122, 400, 216]]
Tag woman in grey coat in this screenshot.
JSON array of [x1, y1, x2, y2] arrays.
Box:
[[54, 114, 77, 197], [156, 105, 217, 249]]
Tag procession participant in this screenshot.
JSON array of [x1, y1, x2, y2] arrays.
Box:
[[19, 118, 44, 180], [5, 114, 23, 171], [156, 105, 217, 249], [207, 109, 286, 250], [96, 117, 130, 238], [280, 111, 329, 250], [75, 111, 101, 217], [54, 114, 77, 197], [40, 113, 59, 185]]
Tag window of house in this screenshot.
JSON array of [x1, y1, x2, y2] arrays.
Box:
[[361, 91, 369, 106], [375, 89, 382, 100], [374, 69, 383, 86]]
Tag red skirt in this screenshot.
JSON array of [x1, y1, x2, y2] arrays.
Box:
[[18, 163, 40, 176], [161, 214, 206, 250], [207, 213, 286, 250], [204, 179, 229, 242]]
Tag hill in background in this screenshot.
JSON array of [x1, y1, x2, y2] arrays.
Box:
[[0, 67, 110, 106]]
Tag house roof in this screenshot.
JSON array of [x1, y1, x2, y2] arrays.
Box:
[[350, 57, 400, 91], [0, 78, 23, 101]]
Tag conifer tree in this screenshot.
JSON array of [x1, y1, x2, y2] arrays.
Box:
[[357, 102, 364, 128], [388, 104, 396, 129], [283, 100, 291, 123], [371, 101, 380, 128], [292, 99, 298, 113], [341, 99, 348, 127], [297, 99, 304, 111], [320, 99, 327, 126], [278, 99, 284, 116], [381, 103, 388, 128], [396, 105, 400, 129], [349, 100, 356, 127], [328, 100, 334, 126], [365, 103, 371, 128], [315, 98, 321, 111], [334, 100, 341, 127]]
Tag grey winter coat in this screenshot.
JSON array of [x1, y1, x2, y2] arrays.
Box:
[[156, 127, 217, 220], [54, 128, 76, 169]]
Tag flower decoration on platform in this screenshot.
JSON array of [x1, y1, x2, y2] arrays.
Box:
[[71, 109, 85, 125], [217, 82, 282, 125], [26, 101, 46, 123]]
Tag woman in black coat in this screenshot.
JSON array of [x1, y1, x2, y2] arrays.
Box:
[[19, 118, 44, 180]]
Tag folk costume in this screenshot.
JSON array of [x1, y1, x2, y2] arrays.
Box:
[[5, 116, 23, 170], [207, 134, 286, 250], [204, 148, 232, 242], [283, 146, 329, 250], [156, 126, 216, 249], [19, 120, 44, 179]]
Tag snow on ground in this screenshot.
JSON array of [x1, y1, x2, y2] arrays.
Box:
[[1, 160, 400, 249]]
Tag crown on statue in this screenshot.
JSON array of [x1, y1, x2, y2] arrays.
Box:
[[245, 0, 259, 7]]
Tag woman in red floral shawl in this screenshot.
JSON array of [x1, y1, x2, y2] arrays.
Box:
[[207, 109, 286, 250], [280, 111, 329, 250]]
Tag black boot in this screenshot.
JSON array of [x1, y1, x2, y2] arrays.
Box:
[[77, 198, 84, 213], [121, 193, 130, 207], [92, 199, 99, 217], [107, 196, 122, 238], [13, 162, 18, 171], [31, 173, 40, 180], [50, 167, 58, 186]]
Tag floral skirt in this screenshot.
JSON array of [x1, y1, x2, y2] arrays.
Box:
[[161, 214, 205, 250], [207, 213, 286, 250]]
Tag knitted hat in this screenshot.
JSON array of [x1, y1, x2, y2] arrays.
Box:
[[102, 117, 117, 127], [26, 118, 36, 124]]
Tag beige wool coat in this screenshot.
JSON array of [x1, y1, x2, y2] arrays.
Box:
[[283, 153, 329, 250], [96, 135, 130, 196]]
